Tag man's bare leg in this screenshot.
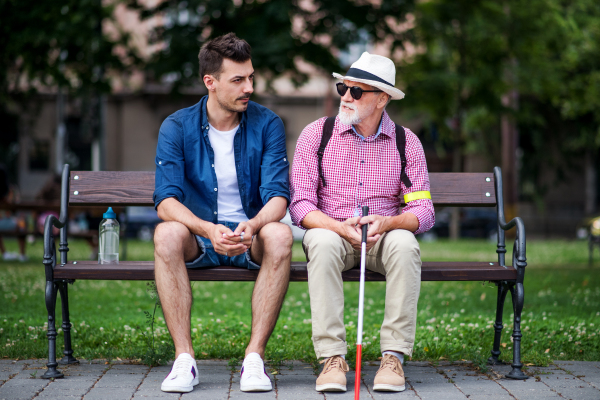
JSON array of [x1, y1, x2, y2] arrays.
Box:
[[246, 222, 293, 358], [154, 221, 201, 358]]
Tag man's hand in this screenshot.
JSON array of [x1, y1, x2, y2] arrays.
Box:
[[338, 217, 379, 251], [222, 220, 255, 249], [355, 215, 390, 250], [205, 223, 248, 257]]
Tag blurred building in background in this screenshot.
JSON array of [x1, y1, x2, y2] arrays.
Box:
[[6, 1, 599, 239]]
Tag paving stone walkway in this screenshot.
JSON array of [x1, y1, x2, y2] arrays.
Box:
[[1, 359, 599, 400]]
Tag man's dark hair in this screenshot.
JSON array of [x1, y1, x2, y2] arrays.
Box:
[[198, 33, 251, 80]]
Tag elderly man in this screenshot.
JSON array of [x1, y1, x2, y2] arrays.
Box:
[[290, 52, 435, 392], [153, 33, 292, 393]]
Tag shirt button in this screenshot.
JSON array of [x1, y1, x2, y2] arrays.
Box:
[[361, 160, 365, 164], [158, 161, 162, 165], [359, 183, 363, 186], [214, 211, 217, 215], [214, 188, 218, 191], [212, 164, 214, 168]]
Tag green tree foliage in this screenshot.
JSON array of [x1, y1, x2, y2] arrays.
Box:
[[0, 0, 137, 99], [126, 0, 415, 90], [0, 0, 138, 178], [400, 0, 508, 169], [515, 0, 600, 198], [401, 0, 600, 198]]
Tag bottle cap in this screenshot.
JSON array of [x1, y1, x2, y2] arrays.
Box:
[[103, 207, 117, 219]]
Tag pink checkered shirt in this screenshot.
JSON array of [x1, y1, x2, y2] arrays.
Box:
[[289, 112, 435, 235]]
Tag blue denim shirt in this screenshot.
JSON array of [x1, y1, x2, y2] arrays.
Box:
[[153, 96, 290, 222]]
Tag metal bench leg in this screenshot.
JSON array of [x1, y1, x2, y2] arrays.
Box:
[[58, 282, 78, 365], [42, 281, 64, 379], [506, 282, 528, 379], [488, 281, 510, 365]]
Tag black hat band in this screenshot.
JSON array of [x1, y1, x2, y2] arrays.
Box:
[[344, 68, 394, 87]]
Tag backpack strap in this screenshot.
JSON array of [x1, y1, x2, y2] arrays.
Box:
[[395, 124, 412, 188], [318, 116, 336, 187]]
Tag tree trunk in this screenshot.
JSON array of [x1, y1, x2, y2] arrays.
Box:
[[585, 149, 597, 215], [501, 88, 519, 226], [54, 90, 66, 175], [450, 145, 462, 240]]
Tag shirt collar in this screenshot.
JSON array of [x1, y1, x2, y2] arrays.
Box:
[[336, 110, 394, 140], [352, 117, 383, 139]]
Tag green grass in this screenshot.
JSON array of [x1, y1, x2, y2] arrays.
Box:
[[1, 237, 599, 367]]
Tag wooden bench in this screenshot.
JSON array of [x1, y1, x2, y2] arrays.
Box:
[[41, 164, 528, 380]]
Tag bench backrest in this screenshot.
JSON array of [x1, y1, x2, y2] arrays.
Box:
[[68, 171, 497, 207]]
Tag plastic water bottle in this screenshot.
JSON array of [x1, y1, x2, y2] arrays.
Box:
[[99, 207, 119, 264]]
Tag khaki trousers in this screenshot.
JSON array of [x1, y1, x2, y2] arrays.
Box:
[[303, 228, 421, 358]]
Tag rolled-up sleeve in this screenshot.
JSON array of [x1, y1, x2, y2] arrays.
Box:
[[259, 116, 291, 205], [289, 120, 322, 228], [153, 117, 186, 210], [401, 129, 435, 234]]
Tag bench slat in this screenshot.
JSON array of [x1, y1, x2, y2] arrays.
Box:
[[70, 171, 155, 206], [68, 171, 496, 207], [54, 261, 516, 282]]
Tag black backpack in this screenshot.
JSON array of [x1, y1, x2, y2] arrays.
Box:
[[316, 116, 412, 188]]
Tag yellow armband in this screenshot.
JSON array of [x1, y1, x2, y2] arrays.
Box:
[[404, 191, 431, 203]]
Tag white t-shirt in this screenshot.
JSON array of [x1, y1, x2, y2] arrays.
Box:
[[207, 123, 248, 222]]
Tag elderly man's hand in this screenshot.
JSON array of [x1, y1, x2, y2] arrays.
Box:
[[340, 217, 379, 251], [357, 215, 389, 245]]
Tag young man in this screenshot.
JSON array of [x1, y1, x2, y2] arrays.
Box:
[[153, 33, 292, 393], [290, 52, 435, 392]]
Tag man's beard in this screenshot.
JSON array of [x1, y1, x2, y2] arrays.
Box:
[[338, 100, 376, 125], [216, 92, 251, 113]]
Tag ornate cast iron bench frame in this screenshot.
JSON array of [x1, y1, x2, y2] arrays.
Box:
[[41, 164, 528, 380]]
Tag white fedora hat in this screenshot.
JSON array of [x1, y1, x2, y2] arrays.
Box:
[[332, 52, 405, 100]]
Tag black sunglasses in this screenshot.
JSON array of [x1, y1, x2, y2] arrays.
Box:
[[336, 82, 382, 100]]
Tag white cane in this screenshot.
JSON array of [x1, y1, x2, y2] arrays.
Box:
[[354, 205, 368, 399]]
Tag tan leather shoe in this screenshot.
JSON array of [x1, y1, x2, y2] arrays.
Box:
[[373, 354, 406, 391], [315, 355, 349, 392]]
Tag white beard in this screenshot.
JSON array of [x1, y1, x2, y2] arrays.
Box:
[[338, 101, 362, 125], [338, 100, 377, 126]]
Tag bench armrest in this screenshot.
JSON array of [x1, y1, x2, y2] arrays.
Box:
[[43, 164, 70, 281], [493, 166, 527, 274]]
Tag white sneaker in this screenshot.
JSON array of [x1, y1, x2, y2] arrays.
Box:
[[161, 353, 199, 393], [240, 352, 272, 392], [2, 252, 18, 261]]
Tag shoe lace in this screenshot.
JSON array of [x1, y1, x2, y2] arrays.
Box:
[[243, 358, 264, 377], [171, 356, 192, 377], [321, 356, 349, 374], [378, 354, 401, 374]]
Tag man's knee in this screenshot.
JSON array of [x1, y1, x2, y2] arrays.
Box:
[[384, 229, 420, 254], [381, 230, 421, 275], [303, 229, 346, 261], [154, 221, 191, 259], [259, 222, 293, 255]]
